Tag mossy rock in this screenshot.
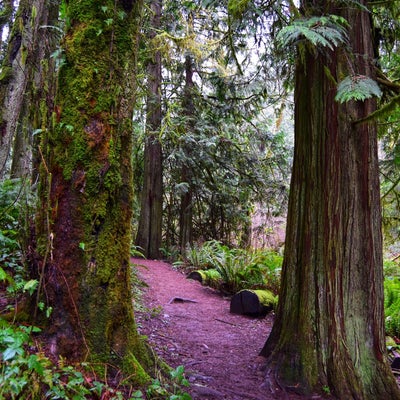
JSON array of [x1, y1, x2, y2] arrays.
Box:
[[187, 269, 221, 287], [230, 289, 277, 316]]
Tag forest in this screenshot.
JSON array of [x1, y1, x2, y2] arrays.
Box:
[[1, 0, 400, 398]]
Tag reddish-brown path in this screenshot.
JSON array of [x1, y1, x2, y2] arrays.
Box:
[[133, 258, 314, 400]]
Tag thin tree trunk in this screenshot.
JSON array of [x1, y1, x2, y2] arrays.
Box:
[[179, 53, 194, 253], [260, 2, 400, 399], [135, 0, 163, 259], [36, 0, 152, 380]]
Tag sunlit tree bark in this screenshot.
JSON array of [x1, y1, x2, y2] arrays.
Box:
[[260, 1, 400, 398]]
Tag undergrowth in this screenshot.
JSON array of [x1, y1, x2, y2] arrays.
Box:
[[0, 179, 191, 399], [178, 240, 282, 294], [0, 319, 190, 399], [180, 241, 400, 341]]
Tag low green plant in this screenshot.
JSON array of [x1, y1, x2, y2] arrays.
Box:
[[181, 241, 283, 295], [384, 277, 400, 337], [146, 365, 191, 400], [0, 318, 191, 399]]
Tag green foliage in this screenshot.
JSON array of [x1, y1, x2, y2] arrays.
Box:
[[182, 241, 282, 294], [384, 260, 400, 337], [384, 278, 400, 337], [0, 321, 99, 399], [0, 179, 35, 316], [335, 75, 382, 104], [276, 15, 348, 51], [146, 366, 191, 400], [0, 319, 191, 399]]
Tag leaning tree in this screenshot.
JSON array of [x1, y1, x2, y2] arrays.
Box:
[[35, 0, 152, 381], [260, 1, 400, 398]]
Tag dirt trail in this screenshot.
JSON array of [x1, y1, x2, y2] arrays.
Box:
[[133, 258, 306, 400]]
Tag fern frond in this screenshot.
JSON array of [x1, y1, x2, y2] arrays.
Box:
[[335, 75, 382, 103], [276, 15, 348, 50]]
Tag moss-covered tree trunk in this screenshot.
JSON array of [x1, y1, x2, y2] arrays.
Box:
[[260, 1, 400, 398], [36, 0, 151, 380], [135, 0, 163, 259]]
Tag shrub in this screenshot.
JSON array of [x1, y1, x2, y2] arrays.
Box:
[[384, 277, 400, 337], [183, 241, 283, 295]]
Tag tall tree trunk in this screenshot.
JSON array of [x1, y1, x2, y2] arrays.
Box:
[[36, 0, 152, 381], [135, 0, 163, 259], [260, 2, 400, 399], [179, 53, 194, 253]]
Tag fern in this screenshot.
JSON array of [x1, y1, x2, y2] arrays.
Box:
[[335, 75, 382, 103], [356, 93, 400, 124], [276, 15, 348, 51]]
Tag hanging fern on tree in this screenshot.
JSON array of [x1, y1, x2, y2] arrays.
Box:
[[335, 75, 382, 103], [276, 15, 349, 51]]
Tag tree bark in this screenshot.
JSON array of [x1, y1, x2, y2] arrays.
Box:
[[0, 0, 34, 178], [36, 0, 152, 381], [179, 53, 195, 253], [135, 0, 163, 259], [0, 0, 13, 52], [260, 2, 400, 399]]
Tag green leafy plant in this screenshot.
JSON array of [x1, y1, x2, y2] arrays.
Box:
[[335, 75, 382, 104], [0, 179, 36, 320], [146, 366, 191, 400], [384, 278, 400, 337], [0, 319, 189, 399], [182, 241, 283, 294], [276, 15, 348, 51]]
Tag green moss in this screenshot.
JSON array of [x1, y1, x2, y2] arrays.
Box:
[[122, 353, 151, 385], [187, 269, 222, 288], [42, 0, 148, 380], [251, 289, 278, 308], [0, 66, 13, 82]]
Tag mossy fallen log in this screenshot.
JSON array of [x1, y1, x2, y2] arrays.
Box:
[[187, 269, 221, 287], [230, 289, 277, 316]]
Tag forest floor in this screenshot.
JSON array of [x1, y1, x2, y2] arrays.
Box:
[[133, 258, 323, 400]]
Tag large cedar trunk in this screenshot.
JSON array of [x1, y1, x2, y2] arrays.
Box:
[[36, 0, 151, 380], [260, 2, 400, 398], [135, 0, 163, 259]]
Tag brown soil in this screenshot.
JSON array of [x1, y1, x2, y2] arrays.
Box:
[[133, 258, 318, 400]]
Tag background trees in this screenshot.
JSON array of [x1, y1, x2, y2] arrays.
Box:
[[132, 0, 293, 255]]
